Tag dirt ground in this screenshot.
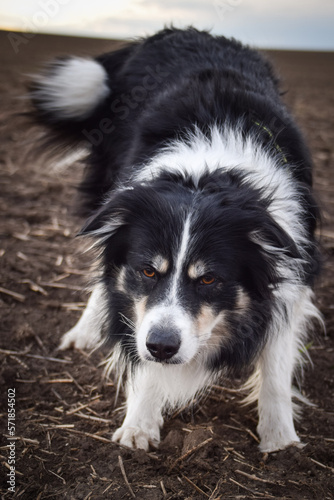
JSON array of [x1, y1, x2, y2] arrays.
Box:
[[0, 30, 334, 499]]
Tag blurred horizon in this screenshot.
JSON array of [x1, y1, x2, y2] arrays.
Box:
[[1, 0, 334, 51]]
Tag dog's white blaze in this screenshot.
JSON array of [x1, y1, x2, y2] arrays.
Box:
[[170, 214, 192, 299], [137, 213, 199, 363], [137, 213, 229, 364]]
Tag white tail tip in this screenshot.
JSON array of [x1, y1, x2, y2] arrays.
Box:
[[32, 57, 110, 121]]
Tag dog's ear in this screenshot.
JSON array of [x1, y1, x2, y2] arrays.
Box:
[[78, 185, 140, 243], [239, 210, 304, 299], [78, 197, 131, 267], [79, 202, 127, 240], [79, 183, 162, 240], [250, 225, 300, 260]]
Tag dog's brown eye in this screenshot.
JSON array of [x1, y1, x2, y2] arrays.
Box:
[[200, 276, 215, 285], [143, 268, 156, 279]]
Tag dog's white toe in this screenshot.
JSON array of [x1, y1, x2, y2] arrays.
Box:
[[59, 326, 96, 350], [112, 425, 160, 451]]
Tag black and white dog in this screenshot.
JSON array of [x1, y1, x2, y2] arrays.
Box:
[[29, 27, 321, 453]]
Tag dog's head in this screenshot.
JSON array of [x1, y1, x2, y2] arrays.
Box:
[[82, 171, 299, 370]]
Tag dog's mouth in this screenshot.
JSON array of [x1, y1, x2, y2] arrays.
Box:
[[143, 354, 184, 365]]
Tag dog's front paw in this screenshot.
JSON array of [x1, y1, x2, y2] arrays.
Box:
[[59, 325, 97, 351], [258, 424, 302, 453], [112, 424, 161, 451], [260, 437, 304, 453]]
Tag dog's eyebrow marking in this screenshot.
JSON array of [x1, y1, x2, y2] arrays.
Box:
[[152, 255, 169, 274], [188, 261, 207, 280]]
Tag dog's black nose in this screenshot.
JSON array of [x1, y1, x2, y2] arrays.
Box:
[[146, 328, 181, 361]]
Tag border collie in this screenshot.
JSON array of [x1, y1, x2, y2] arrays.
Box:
[[29, 27, 322, 453]]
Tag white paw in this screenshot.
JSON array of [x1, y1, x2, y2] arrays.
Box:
[[59, 325, 98, 351], [112, 424, 161, 451], [59, 286, 104, 351], [258, 424, 302, 453], [260, 438, 304, 453]]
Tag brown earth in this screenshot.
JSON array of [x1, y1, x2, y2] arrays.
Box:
[[0, 30, 334, 499]]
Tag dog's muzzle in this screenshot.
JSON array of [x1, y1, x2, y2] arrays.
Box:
[[146, 327, 181, 361]]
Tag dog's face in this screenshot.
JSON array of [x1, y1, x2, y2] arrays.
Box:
[[83, 173, 293, 369]]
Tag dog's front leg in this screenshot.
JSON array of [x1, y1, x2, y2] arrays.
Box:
[[256, 330, 301, 453], [59, 284, 104, 351], [112, 364, 164, 451], [255, 291, 317, 452]]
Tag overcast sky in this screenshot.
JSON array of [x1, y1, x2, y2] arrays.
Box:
[[1, 0, 334, 50]]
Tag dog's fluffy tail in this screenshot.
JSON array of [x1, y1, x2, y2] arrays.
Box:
[[29, 57, 110, 124]]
